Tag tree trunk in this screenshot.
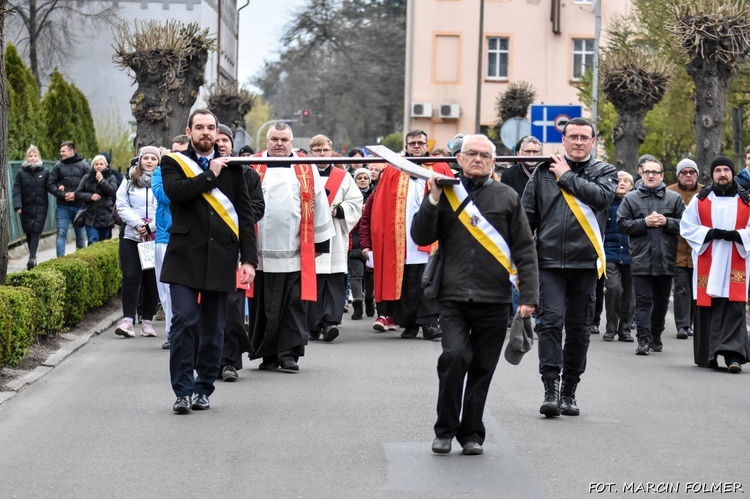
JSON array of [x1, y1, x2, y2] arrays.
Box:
[[687, 59, 731, 182], [164, 50, 210, 145], [130, 54, 177, 150], [1, 0, 11, 282], [27, 0, 41, 89], [611, 109, 648, 176]]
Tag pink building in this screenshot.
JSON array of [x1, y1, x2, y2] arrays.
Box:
[[404, 0, 631, 152]]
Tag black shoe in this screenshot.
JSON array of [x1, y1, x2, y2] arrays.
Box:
[[650, 340, 663, 352], [173, 396, 191, 414], [559, 379, 580, 416], [728, 362, 742, 374], [539, 377, 560, 417], [351, 301, 363, 320], [309, 330, 321, 341], [162, 340, 170, 350], [401, 325, 419, 339], [192, 393, 210, 410], [676, 327, 689, 340], [322, 324, 340, 343], [687, 327, 694, 337], [636, 340, 650, 355], [589, 325, 600, 334], [461, 442, 483, 455], [258, 360, 279, 371], [619, 333, 634, 342], [365, 299, 375, 318], [602, 331, 616, 342], [431, 437, 452, 454], [26, 257, 37, 271], [422, 325, 442, 341], [221, 365, 239, 382], [279, 360, 300, 373]]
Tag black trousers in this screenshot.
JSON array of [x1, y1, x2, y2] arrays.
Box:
[[673, 266, 696, 331], [222, 288, 251, 369], [593, 276, 605, 327], [169, 284, 227, 398], [604, 262, 633, 336], [435, 301, 509, 446], [633, 274, 673, 346], [393, 263, 439, 328], [119, 238, 158, 321], [537, 268, 597, 382]]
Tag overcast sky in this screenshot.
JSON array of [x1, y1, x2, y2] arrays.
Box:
[[236, 0, 308, 91]]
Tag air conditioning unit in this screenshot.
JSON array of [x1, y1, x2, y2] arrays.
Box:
[[439, 104, 461, 119], [411, 102, 433, 118]]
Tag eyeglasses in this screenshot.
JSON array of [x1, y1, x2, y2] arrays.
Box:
[[521, 149, 542, 155], [406, 141, 427, 147], [462, 150, 493, 161], [310, 148, 332, 154], [565, 135, 593, 142], [643, 170, 663, 176], [268, 137, 291, 143], [679, 170, 697, 176]]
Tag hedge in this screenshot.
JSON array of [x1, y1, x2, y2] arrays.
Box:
[[0, 239, 121, 368]]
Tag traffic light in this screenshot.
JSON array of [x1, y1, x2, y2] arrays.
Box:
[[301, 109, 311, 124]]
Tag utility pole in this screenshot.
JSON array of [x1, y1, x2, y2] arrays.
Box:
[[591, 0, 601, 158], [474, 0, 485, 133]]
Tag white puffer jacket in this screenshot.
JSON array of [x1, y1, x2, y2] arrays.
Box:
[[116, 174, 157, 243]]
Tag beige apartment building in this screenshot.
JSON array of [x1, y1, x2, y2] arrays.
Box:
[[404, 0, 631, 151]]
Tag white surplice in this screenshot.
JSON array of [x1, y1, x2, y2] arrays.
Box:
[[256, 153, 335, 273], [680, 192, 750, 300], [315, 169, 363, 274]]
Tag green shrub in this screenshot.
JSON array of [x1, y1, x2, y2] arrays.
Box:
[[0, 287, 35, 367], [6, 268, 66, 337], [36, 257, 91, 326], [67, 239, 121, 307]]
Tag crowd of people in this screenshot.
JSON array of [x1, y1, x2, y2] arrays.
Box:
[[11, 113, 750, 456]]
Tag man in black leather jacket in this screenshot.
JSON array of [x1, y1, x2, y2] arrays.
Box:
[[522, 118, 617, 418]]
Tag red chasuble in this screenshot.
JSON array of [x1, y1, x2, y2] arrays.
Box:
[[370, 161, 454, 301]]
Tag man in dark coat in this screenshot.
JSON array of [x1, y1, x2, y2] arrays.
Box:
[[413, 134, 538, 455], [46, 140, 89, 256], [160, 109, 258, 414], [617, 158, 685, 355]]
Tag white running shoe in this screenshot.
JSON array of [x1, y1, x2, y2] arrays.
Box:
[[115, 318, 135, 338], [141, 320, 157, 337]]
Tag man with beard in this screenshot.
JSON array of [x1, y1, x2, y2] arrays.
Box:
[[522, 117, 617, 417], [160, 109, 258, 413], [248, 123, 334, 372], [362, 130, 453, 340], [667, 159, 704, 340], [306, 134, 363, 342], [681, 156, 750, 373], [617, 158, 685, 356]]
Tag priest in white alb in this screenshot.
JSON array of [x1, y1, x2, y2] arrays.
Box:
[[248, 123, 335, 373], [680, 156, 750, 374]]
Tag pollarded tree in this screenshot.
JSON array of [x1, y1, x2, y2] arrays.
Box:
[[600, 17, 671, 173], [113, 20, 215, 150], [494, 81, 537, 153], [207, 83, 255, 132], [41, 70, 76, 159], [665, 0, 750, 178], [4, 42, 43, 159]]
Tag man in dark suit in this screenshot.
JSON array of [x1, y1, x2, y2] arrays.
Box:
[[160, 108, 258, 414]]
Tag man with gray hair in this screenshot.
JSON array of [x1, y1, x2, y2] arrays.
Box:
[[501, 136, 543, 199]]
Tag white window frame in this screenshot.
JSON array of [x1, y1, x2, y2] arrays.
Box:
[[571, 38, 595, 81], [486, 36, 510, 80]]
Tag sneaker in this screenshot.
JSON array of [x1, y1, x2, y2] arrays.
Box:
[[162, 340, 170, 350], [650, 343, 663, 352], [322, 324, 340, 343], [676, 327, 689, 340], [115, 318, 135, 338], [154, 304, 165, 321], [602, 331, 616, 342], [589, 325, 600, 334], [26, 257, 37, 271], [386, 317, 398, 331], [373, 316, 388, 332], [728, 362, 742, 374], [635, 340, 650, 355], [401, 325, 419, 339], [221, 365, 239, 382], [140, 320, 157, 337], [422, 325, 442, 341]]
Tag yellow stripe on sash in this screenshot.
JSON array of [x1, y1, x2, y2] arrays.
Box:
[[559, 188, 605, 278], [167, 153, 240, 239], [443, 185, 518, 287]]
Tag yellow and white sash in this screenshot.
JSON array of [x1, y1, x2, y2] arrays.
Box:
[[559, 188, 605, 277], [442, 182, 518, 288], [166, 152, 239, 238]]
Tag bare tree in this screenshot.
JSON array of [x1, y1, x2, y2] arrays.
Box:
[[113, 20, 215, 150], [600, 18, 671, 174], [666, 0, 750, 178], [207, 83, 255, 132], [0, 0, 10, 282], [6, 0, 118, 88]]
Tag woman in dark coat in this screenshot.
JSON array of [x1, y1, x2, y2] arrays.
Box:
[[13, 145, 49, 270], [76, 154, 119, 244]]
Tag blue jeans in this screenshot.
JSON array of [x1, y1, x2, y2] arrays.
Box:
[[56, 205, 86, 257], [85, 225, 111, 244]]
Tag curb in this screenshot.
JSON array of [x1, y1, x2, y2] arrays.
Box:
[[0, 310, 122, 405]]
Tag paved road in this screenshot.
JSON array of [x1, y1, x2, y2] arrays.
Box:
[[0, 299, 748, 498]]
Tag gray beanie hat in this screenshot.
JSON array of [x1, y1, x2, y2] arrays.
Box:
[[676, 158, 698, 176], [218, 124, 234, 146]]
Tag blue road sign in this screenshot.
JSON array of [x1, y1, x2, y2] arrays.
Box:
[[530, 105, 583, 143]]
